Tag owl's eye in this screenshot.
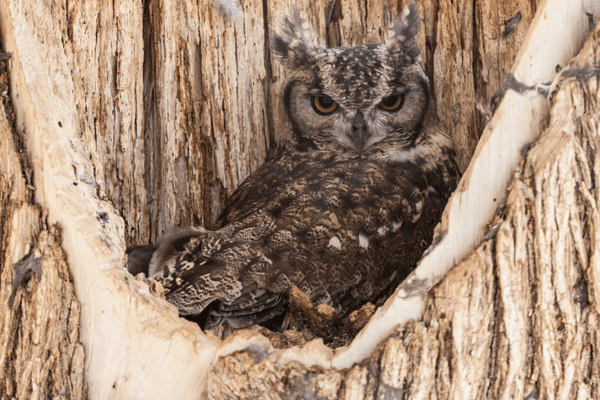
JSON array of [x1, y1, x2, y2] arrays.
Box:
[[379, 95, 404, 111], [312, 96, 338, 114]]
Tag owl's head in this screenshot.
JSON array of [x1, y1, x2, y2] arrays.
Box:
[[271, 4, 431, 156]]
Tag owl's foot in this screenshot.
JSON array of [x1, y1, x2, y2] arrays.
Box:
[[342, 302, 376, 337], [284, 286, 377, 347], [287, 285, 343, 344]]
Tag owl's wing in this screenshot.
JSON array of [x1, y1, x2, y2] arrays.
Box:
[[149, 212, 335, 326], [148, 227, 284, 324]]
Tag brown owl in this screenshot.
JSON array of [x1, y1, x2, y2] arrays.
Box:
[[128, 3, 460, 333]]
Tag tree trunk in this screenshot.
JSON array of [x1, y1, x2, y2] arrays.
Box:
[[0, 0, 598, 399]]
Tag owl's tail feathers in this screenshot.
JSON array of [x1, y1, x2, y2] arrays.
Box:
[[126, 244, 156, 276], [146, 227, 208, 277]]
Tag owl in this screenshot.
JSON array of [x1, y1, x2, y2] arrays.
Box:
[[128, 4, 460, 333]]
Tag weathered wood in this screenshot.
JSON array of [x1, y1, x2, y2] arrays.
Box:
[[1, 0, 597, 398], [0, 225, 88, 400], [68, 0, 147, 245], [0, 63, 86, 398], [432, 0, 536, 172]]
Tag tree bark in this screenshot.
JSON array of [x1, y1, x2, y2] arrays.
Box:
[[0, 0, 598, 399]]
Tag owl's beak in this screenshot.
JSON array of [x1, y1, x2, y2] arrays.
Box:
[[349, 111, 369, 153]]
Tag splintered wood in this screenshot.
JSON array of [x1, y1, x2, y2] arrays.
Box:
[[0, 70, 86, 398], [0, 227, 87, 400], [206, 19, 600, 400]]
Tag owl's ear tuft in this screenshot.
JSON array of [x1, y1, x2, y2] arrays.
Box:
[[386, 3, 422, 65], [270, 11, 316, 70]]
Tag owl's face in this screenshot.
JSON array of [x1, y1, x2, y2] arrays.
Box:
[[271, 4, 429, 157]]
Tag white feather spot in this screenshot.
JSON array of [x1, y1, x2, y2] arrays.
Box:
[[359, 232, 369, 249], [329, 236, 342, 250], [392, 220, 403, 232], [415, 200, 423, 213], [377, 227, 386, 236], [412, 212, 422, 223]]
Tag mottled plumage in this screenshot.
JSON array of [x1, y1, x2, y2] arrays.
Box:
[[128, 4, 460, 331]]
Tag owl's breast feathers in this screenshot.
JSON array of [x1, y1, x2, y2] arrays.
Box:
[[148, 141, 460, 328]]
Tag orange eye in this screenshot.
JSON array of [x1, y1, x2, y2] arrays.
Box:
[[312, 96, 337, 114], [380, 94, 403, 111]]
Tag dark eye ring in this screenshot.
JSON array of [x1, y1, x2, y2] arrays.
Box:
[[379, 94, 403, 111], [311, 96, 337, 114]]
